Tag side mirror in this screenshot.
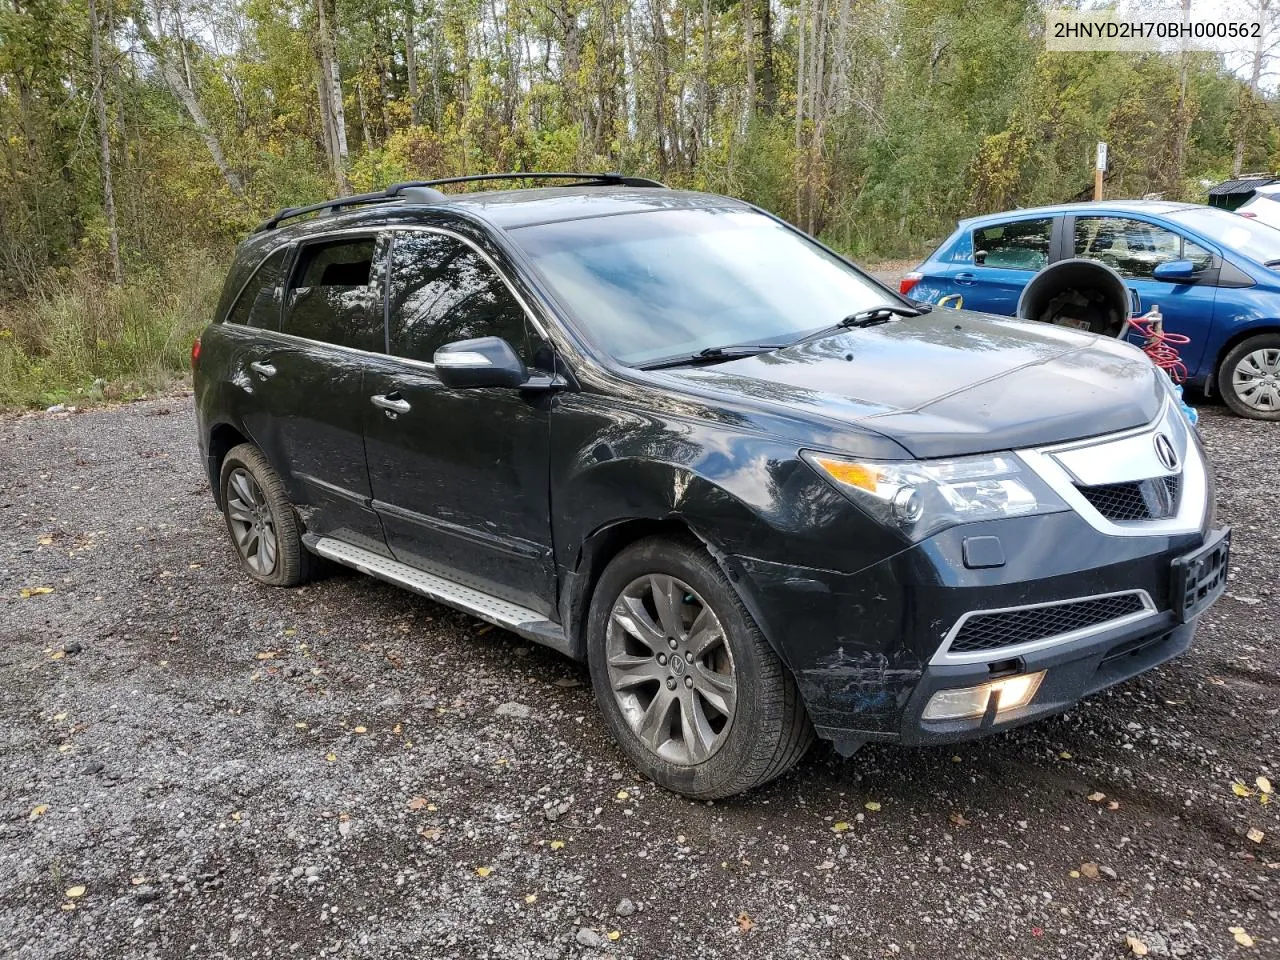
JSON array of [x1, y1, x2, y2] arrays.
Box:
[[1152, 260, 1196, 282], [434, 336, 528, 389]]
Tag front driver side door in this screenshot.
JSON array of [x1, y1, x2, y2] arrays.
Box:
[[1071, 215, 1218, 373], [361, 227, 558, 616]]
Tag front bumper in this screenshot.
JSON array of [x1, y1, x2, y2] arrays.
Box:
[[724, 509, 1227, 748], [898, 610, 1194, 746]]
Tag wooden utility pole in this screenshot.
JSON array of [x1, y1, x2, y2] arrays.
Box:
[[1094, 141, 1107, 200]]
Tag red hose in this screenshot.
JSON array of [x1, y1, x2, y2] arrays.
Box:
[[1127, 318, 1189, 383]]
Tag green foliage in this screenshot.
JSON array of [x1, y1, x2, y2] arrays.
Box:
[[0, 0, 1276, 405]]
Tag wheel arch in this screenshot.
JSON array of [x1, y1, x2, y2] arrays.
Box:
[[207, 422, 250, 509], [560, 511, 795, 678], [1209, 323, 1280, 396]]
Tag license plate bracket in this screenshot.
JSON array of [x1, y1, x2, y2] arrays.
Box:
[[1171, 527, 1230, 622]]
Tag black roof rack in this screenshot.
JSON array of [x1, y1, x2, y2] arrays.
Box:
[[252, 171, 667, 234]]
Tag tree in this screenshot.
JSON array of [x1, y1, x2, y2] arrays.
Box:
[[88, 0, 122, 282]]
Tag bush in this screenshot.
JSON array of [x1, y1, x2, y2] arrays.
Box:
[[0, 248, 226, 409]]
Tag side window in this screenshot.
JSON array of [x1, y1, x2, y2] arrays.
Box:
[[225, 248, 288, 329], [1074, 217, 1213, 280], [386, 231, 530, 364], [282, 236, 386, 352], [972, 218, 1052, 271]]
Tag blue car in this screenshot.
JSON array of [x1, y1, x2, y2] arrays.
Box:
[[903, 200, 1280, 419]]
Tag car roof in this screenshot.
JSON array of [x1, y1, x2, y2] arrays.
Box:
[[264, 186, 749, 243], [958, 199, 1203, 227], [437, 186, 750, 229]]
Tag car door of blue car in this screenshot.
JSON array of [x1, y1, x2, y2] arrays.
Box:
[[1069, 214, 1218, 375], [961, 216, 1057, 315]]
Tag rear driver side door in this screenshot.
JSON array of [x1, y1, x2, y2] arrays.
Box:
[[255, 232, 391, 553], [965, 216, 1056, 315], [361, 227, 558, 616]]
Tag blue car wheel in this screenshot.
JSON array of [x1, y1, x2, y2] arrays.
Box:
[[1218, 333, 1280, 420]]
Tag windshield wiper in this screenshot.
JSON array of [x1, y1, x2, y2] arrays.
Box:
[[792, 303, 928, 346], [635, 343, 783, 371]]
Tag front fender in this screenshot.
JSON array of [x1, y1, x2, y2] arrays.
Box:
[[549, 395, 908, 663]]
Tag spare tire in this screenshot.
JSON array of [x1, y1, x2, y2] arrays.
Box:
[[1016, 258, 1131, 338]]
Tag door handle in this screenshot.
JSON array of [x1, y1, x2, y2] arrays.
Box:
[[371, 393, 411, 415], [955, 272, 977, 286], [249, 360, 277, 378]]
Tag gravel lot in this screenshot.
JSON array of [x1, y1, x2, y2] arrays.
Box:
[[0, 396, 1276, 960]]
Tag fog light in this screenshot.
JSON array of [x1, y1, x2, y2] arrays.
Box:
[[922, 671, 1046, 722]]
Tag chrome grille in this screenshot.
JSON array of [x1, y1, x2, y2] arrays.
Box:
[[1076, 475, 1180, 522], [950, 593, 1149, 654]]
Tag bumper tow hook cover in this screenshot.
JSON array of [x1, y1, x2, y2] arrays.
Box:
[[962, 536, 1005, 569]]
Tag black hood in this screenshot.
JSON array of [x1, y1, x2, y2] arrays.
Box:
[[655, 311, 1165, 458]]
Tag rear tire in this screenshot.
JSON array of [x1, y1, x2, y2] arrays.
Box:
[[1218, 333, 1280, 420], [586, 536, 813, 799], [218, 443, 313, 587]]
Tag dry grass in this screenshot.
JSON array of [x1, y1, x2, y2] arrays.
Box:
[[0, 249, 225, 408]]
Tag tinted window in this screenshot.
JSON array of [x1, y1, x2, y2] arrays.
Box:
[[1074, 217, 1212, 279], [510, 209, 891, 367], [386, 231, 529, 363], [226, 248, 288, 328], [973, 218, 1052, 271], [282, 236, 386, 351]]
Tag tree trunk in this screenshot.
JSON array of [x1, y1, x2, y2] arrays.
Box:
[[743, 0, 755, 121], [1233, 0, 1270, 176], [88, 0, 122, 283], [700, 0, 711, 160], [316, 0, 350, 192], [136, 14, 246, 199], [1170, 0, 1192, 194], [406, 0, 421, 124], [759, 0, 776, 114], [651, 0, 670, 174], [795, 0, 806, 220]]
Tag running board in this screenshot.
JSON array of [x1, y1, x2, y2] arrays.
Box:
[[307, 535, 570, 655]]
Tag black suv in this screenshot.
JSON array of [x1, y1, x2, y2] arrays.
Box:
[[194, 173, 1230, 799]]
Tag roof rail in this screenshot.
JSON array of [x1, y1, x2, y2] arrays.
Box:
[[252, 171, 667, 234]]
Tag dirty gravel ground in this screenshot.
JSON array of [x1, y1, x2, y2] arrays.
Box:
[[0, 398, 1276, 960]]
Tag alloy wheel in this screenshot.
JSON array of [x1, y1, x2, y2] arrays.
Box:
[[605, 574, 737, 765], [1232, 348, 1280, 412], [226, 467, 279, 575]]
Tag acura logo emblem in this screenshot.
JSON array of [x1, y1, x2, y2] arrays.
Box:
[[1154, 433, 1179, 472]]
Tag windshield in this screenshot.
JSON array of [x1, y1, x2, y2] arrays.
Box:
[[1167, 205, 1280, 264], [510, 208, 895, 366]]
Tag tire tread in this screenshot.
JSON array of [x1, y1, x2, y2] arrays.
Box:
[[219, 443, 313, 587]]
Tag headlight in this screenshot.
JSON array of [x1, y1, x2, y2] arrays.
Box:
[[802, 451, 1068, 541]]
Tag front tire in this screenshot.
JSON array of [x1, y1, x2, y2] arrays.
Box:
[[1218, 333, 1280, 420], [218, 443, 312, 587], [586, 537, 813, 799]]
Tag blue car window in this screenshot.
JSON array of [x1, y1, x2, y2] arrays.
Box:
[[972, 218, 1052, 271], [947, 230, 973, 263], [1074, 217, 1211, 280]]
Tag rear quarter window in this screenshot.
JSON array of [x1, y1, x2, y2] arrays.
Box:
[[945, 230, 973, 263], [224, 248, 289, 329]]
